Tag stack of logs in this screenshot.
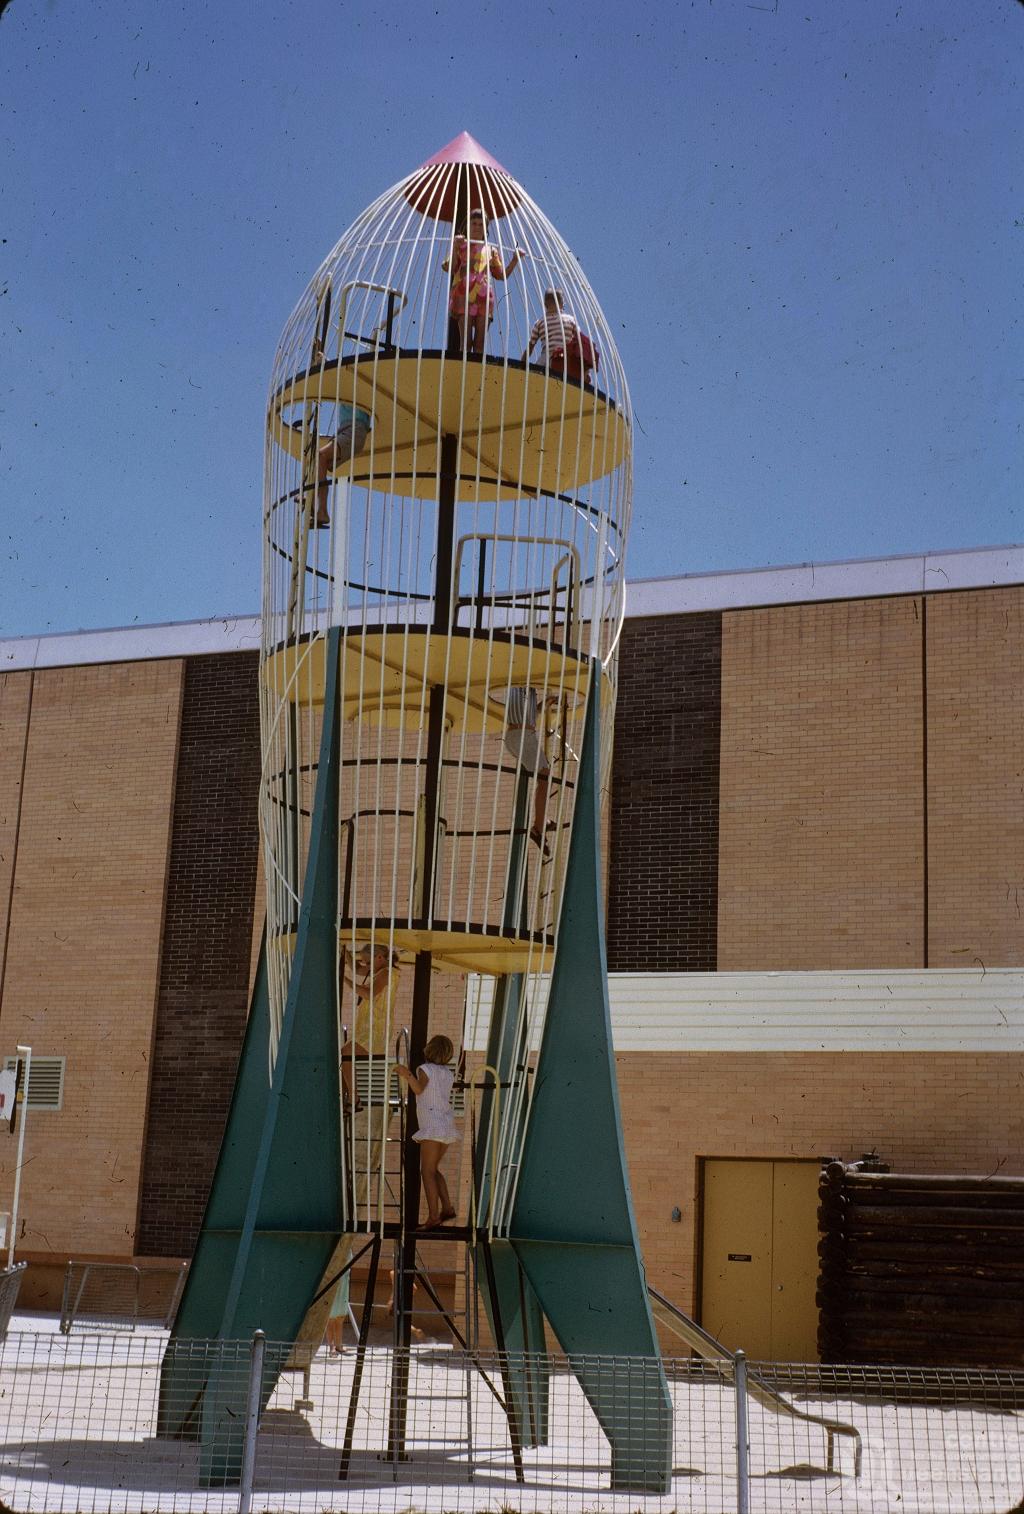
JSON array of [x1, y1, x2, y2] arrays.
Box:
[[817, 1161, 1024, 1366]]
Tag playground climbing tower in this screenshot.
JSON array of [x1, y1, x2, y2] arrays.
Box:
[[162, 132, 671, 1493]]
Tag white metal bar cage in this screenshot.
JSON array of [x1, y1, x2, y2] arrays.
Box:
[[260, 134, 631, 1234]]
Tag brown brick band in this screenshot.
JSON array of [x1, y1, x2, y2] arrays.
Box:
[[136, 652, 261, 1257], [608, 612, 722, 972]]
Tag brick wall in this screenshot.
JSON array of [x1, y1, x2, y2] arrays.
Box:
[[136, 653, 262, 1257], [619, 1048, 1024, 1317], [0, 660, 183, 1255], [0, 672, 33, 985], [608, 613, 721, 971], [926, 588, 1024, 967], [3, 581, 1021, 1278], [717, 597, 925, 968]]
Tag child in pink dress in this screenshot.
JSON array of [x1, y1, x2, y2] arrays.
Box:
[[443, 209, 521, 355]]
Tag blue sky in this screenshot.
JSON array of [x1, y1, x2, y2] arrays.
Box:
[[1, 1, 1021, 636]]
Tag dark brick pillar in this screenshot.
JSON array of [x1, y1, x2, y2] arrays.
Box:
[[607, 613, 722, 971], [136, 652, 261, 1257]]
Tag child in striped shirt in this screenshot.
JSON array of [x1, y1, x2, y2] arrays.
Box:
[[522, 289, 579, 365]]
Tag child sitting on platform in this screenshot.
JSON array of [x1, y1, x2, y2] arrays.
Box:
[[394, 1035, 458, 1229]]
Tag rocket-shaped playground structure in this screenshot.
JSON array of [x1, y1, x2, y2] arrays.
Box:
[[160, 132, 673, 1492]]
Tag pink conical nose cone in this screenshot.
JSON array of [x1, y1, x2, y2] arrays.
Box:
[[417, 131, 511, 175], [405, 131, 521, 221]]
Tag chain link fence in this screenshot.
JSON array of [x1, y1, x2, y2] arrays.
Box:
[[0, 1329, 1021, 1513]]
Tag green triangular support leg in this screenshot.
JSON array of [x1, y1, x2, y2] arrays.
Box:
[[470, 770, 550, 1444], [509, 660, 673, 1493], [159, 628, 347, 1485], [473, 971, 549, 1445], [473, 1239, 549, 1446], [157, 927, 274, 1440]]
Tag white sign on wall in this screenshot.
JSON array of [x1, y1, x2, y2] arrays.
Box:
[[0, 1068, 16, 1131]]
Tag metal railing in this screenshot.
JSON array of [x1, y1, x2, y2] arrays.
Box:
[[59, 1260, 188, 1333], [0, 1328, 1022, 1512], [0, 1261, 25, 1340]]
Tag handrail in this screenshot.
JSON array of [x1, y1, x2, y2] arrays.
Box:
[[336, 281, 408, 352], [466, 1064, 501, 1246], [395, 1027, 410, 1235], [452, 532, 582, 646], [549, 551, 577, 652], [647, 1286, 863, 1477]]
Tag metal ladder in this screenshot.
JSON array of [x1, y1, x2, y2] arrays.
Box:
[[386, 1241, 477, 1480], [386, 1028, 476, 1476], [339, 1030, 483, 1480]]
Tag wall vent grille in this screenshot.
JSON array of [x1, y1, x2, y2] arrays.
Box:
[[4, 1056, 65, 1111]]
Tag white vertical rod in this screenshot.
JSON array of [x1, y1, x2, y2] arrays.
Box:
[[329, 481, 350, 627], [238, 1328, 266, 1514], [7, 1045, 31, 1268], [734, 1348, 750, 1514]]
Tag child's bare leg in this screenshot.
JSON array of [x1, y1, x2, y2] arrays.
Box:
[[470, 316, 486, 355], [315, 438, 337, 526], [436, 1166, 455, 1222], [339, 1039, 367, 1108], [419, 1141, 444, 1225]]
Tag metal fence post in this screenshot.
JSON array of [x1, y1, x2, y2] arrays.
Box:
[[734, 1348, 750, 1514], [238, 1329, 266, 1514]]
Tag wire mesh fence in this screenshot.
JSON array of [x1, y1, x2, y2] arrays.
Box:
[[0, 1330, 1022, 1513], [746, 1360, 1024, 1513]]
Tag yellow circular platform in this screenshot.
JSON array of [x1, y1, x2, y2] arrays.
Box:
[[263, 626, 604, 731], [274, 923, 554, 977], [268, 351, 628, 500]]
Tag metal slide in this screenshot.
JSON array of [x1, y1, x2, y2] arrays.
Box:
[[647, 1286, 863, 1477]]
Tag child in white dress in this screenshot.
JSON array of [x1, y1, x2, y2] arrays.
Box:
[[394, 1034, 458, 1229]]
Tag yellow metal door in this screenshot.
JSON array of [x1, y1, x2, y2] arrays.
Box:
[[700, 1160, 773, 1356], [769, 1160, 820, 1361], [699, 1159, 819, 1361]]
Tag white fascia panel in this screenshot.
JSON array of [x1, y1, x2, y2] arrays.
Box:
[[627, 544, 1024, 619], [0, 617, 262, 671], [466, 969, 1024, 1053], [1, 546, 1021, 673]]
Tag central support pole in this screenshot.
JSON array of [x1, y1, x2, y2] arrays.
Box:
[[387, 431, 458, 1461], [339, 1237, 382, 1479]]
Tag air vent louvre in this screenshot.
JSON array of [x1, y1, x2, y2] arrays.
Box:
[[4, 1056, 65, 1111]]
